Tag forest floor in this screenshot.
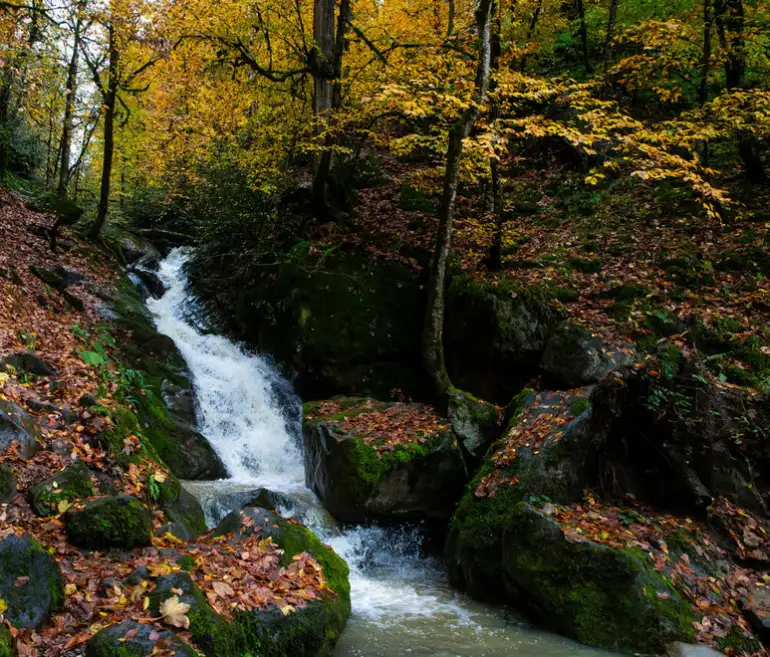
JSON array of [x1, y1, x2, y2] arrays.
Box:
[[327, 154, 770, 392], [0, 189, 328, 656]]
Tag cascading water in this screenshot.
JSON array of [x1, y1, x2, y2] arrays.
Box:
[[148, 248, 609, 657]]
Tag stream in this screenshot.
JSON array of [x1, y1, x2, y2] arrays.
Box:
[[147, 248, 610, 657]]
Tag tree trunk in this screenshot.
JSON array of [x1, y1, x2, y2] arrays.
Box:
[[488, 4, 504, 271], [447, 0, 455, 36], [311, 0, 336, 215], [519, 0, 542, 72], [58, 13, 82, 199], [603, 0, 619, 73], [424, 0, 496, 400], [716, 0, 766, 181], [90, 24, 119, 241], [576, 0, 592, 74], [698, 0, 712, 106]]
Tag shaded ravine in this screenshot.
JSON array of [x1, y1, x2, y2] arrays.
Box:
[[148, 248, 609, 657]]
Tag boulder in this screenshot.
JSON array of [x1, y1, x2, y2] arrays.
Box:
[[540, 323, 633, 388], [0, 398, 45, 457], [86, 621, 200, 657], [0, 532, 64, 629], [447, 388, 500, 461], [1, 351, 54, 377], [103, 226, 162, 266], [148, 420, 227, 481], [65, 495, 153, 550], [0, 462, 15, 503], [499, 504, 697, 652], [303, 400, 466, 523], [157, 476, 207, 540], [28, 461, 94, 517], [446, 388, 600, 598], [445, 276, 560, 402]]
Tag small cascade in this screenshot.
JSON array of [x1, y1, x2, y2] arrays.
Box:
[[147, 248, 610, 657]]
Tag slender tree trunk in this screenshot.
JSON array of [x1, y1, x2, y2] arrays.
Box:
[[447, 0, 455, 36], [576, 0, 592, 74], [424, 0, 496, 400], [716, 0, 766, 181], [90, 24, 119, 240], [520, 0, 543, 71], [699, 0, 712, 106], [311, 0, 336, 214], [603, 0, 619, 73], [58, 13, 82, 199], [488, 5, 504, 270]]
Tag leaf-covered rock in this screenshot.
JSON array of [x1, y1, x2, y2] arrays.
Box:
[[303, 398, 466, 523], [86, 621, 201, 657], [65, 495, 153, 550], [0, 532, 64, 629], [28, 461, 94, 517], [0, 398, 44, 458]]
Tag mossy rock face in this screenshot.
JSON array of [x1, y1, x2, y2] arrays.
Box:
[[28, 461, 94, 517], [447, 388, 500, 461], [189, 247, 431, 401], [445, 276, 560, 403], [303, 407, 466, 523], [86, 621, 201, 657], [445, 389, 601, 599], [65, 495, 153, 550], [0, 532, 64, 629], [157, 476, 207, 540], [500, 504, 697, 652], [540, 323, 634, 388], [0, 462, 16, 504]]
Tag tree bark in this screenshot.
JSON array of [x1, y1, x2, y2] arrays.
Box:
[[58, 11, 82, 199], [311, 0, 336, 215], [698, 0, 712, 106], [423, 0, 496, 400], [488, 4, 504, 270], [576, 0, 592, 74], [90, 23, 119, 240], [603, 0, 619, 74], [447, 0, 455, 36]]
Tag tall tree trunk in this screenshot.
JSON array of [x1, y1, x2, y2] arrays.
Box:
[[716, 0, 766, 181], [576, 0, 592, 74], [603, 0, 619, 74], [447, 0, 455, 36], [423, 0, 496, 400], [0, 66, 13, 180], [311, 0, 336, 215], [58, 13, 82, 199], [488, 4, 504, 271], [698, 0, 712, 106], [90, 24, 119, 240]]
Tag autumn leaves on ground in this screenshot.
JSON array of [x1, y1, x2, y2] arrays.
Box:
[[0, 193, 339, 656]]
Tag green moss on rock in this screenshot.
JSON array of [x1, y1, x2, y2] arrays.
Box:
[[157, 476, 207, 540], [65, 495, 152, 550], [0, 625, 13, 657], [86, 621, 200, 657], [0, 463, 15, 504], [28, 461, 94, 517]]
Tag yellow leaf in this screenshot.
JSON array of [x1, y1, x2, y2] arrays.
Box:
[[280, 604, 295, 616], [0, 598, 7, 614], [57, 499, 72, 514], [64, 583, 77, 596]]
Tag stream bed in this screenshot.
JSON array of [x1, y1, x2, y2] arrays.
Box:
[[148, 248, 610, 657]]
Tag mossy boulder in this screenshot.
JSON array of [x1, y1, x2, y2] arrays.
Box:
[[86, 621, 201, 657], [0, 532, 64, 629], [445, 389, 601, 598], [65, 495, 153, 550], [146, 420, 227, 482], [303, 401, 466, 523], [500, 504, 697, 652], [0, 351, 54, 376], [447, 388, 500, 461], [540, 323, 634, 388], [157, 476, 207, 540], [28, 461, 94, 517], [0, 463, 16, 504], [445, 276, 559, 403]]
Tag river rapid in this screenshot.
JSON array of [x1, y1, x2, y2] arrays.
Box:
[[147, 248, 610, 657]]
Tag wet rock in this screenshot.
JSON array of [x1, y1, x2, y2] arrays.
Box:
[[0, 398, 45, 457], [666, 643, 727, 657], [28, 461, 95, 517], [499, 504, 697, 652], [65, 495, 153, 550], [161, 379, 196, 427], [303, 401, 466, 523], [157, 476, 207, 540], [129, 267, 166, 299], [1, 351, 54, 376], [103, 227, 161, 266], [0, 532, 64, 629], [541, 323, 633, 388], [155, 421, 228, 481], [0, 462, 16, 503], [86, 621, 200, 657], [448, 388, 500, 461]]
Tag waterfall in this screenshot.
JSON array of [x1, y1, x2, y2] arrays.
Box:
[[147, 248, 610, 657]]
